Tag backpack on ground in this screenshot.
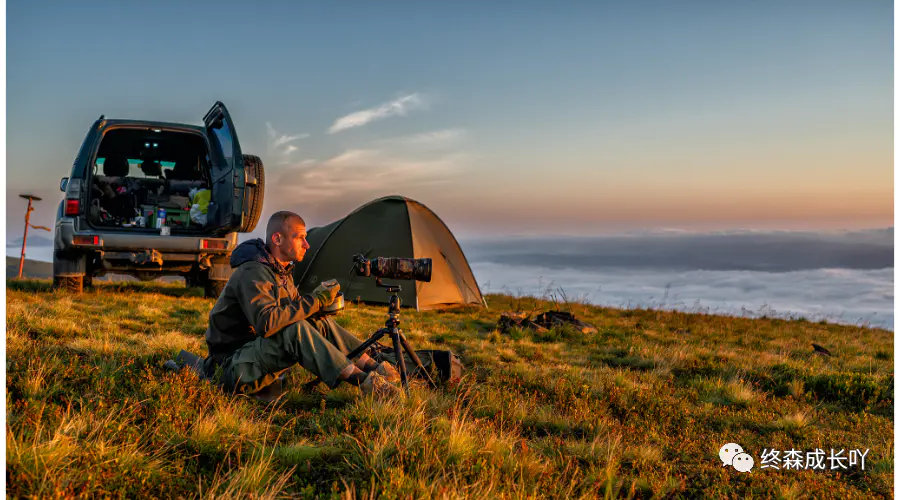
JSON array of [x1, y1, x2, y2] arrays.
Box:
[[534, 310, 598, 334], [368, 344, 463, 383], [497, 310, 598, 335]]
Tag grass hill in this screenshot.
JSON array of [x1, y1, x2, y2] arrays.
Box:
[[6, 256, 52, 279], [6, 279, 893, 498]]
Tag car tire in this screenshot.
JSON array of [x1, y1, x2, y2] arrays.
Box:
[[204, 279, 226, 299], [240, 154, 265, 233], [53, 275, 83, 293]]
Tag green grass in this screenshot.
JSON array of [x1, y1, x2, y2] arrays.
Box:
[[6, 279, 894, 499]]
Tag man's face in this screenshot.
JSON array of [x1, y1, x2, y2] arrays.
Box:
[[273, 218, 310, 263]]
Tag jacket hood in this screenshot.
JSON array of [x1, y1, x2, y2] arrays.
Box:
[[230, 238, 270, 268], [230, 238, 294, 275]]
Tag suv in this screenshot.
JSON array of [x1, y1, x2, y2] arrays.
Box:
[[53, 101, 265, 298]]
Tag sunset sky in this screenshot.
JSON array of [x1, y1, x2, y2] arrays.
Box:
[[5, 0, 893, 244]]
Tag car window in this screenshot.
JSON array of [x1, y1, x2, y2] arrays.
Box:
[[94, 158, 176, 178], [212, 120, 234, 170]]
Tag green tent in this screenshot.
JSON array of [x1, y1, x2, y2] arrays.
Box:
[[293, 195, 486, 310]]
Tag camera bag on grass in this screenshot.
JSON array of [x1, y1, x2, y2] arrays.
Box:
[[497, 310, 598, 335], [534, 311, 598, 334], [368, 343, 463, 384], [498, 311, 549, 334]]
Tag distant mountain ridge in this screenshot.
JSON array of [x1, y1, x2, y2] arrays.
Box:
[[7, 235, 54, 247]]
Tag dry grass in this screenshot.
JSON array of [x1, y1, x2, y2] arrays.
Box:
[[5, 279, 894, 499]]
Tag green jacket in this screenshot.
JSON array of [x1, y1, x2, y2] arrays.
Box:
[[204, 238, 323, 362]]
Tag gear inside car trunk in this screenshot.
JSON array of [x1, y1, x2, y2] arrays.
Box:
[[86, 128, 215, 234]]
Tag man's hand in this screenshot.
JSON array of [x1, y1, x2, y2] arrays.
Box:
[[312, 279, 341, 308]]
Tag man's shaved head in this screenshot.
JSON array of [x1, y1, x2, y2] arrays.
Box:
[[265, 211, 310, 264], [266, 211, 306, 242]]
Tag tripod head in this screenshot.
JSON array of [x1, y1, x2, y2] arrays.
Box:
[[374, 277, 402, 294], [375, 278, 402, 315]]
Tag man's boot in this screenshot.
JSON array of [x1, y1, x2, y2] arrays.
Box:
[[374, 361, 401, 383], [360, 371, 402, 399]]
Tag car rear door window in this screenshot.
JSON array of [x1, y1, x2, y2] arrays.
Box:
[[212, 120, 234, 170]]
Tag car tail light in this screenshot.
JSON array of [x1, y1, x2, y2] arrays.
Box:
[[73, 235, 99, 245], [63, 178, 83, 216], [201, 239, 227, 250], [65, 199, 80, 216]]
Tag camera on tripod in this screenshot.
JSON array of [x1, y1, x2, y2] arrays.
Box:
[[306, 254, 438, 394], [352, 254, 432, 283]]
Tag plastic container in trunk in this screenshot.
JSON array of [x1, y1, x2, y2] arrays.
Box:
[[146, 207, 188, 228]]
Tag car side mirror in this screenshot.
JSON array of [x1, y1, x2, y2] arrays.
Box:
[[60, 177, 69, 192]]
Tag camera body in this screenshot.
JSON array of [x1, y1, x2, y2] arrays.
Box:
[[352, 254, 432, 282]]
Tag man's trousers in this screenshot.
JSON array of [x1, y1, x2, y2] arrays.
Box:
[[220, 316, 365, 394]]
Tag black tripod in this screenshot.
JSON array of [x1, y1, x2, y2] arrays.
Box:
[[307, 278, 436, 395]]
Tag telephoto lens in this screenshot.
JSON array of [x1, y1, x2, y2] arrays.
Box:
[[371, 257, 432, 282], [352, 255, 432, 282]]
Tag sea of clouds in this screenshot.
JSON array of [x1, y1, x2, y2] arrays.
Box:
[[458, 228, 894, 330]]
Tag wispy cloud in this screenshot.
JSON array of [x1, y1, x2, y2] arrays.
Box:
[[274, 148, 465, 198], [328, 93, 427, 134], [266, 145, 470, 222], [266, 122, 309, 162]]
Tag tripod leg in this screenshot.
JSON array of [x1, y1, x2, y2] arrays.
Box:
[[391, 330, 410, 395], [304, 328, 389, 390], [399, 333, 437, 389]]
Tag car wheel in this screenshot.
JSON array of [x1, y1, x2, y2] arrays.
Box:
[[204, 280, 226, 299], [240, 154, 265, 233], [53, 275, 83, 293]]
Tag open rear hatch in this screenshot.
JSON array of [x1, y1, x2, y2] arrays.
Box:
[[86, 127, 214, 235]]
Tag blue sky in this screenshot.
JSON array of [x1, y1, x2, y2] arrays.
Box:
[[6, 0, 893, 243]]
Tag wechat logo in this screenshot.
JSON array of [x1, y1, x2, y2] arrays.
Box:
[[720, 443, 754, 472]]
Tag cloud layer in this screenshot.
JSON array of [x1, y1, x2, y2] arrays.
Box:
[[460, 229, 894, 330], [328, 93, 426, 134], [470, 262, 893, 330], [461, 229, 893, 272]]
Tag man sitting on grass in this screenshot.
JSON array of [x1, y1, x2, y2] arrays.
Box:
[[201, 210, 401, 399]]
